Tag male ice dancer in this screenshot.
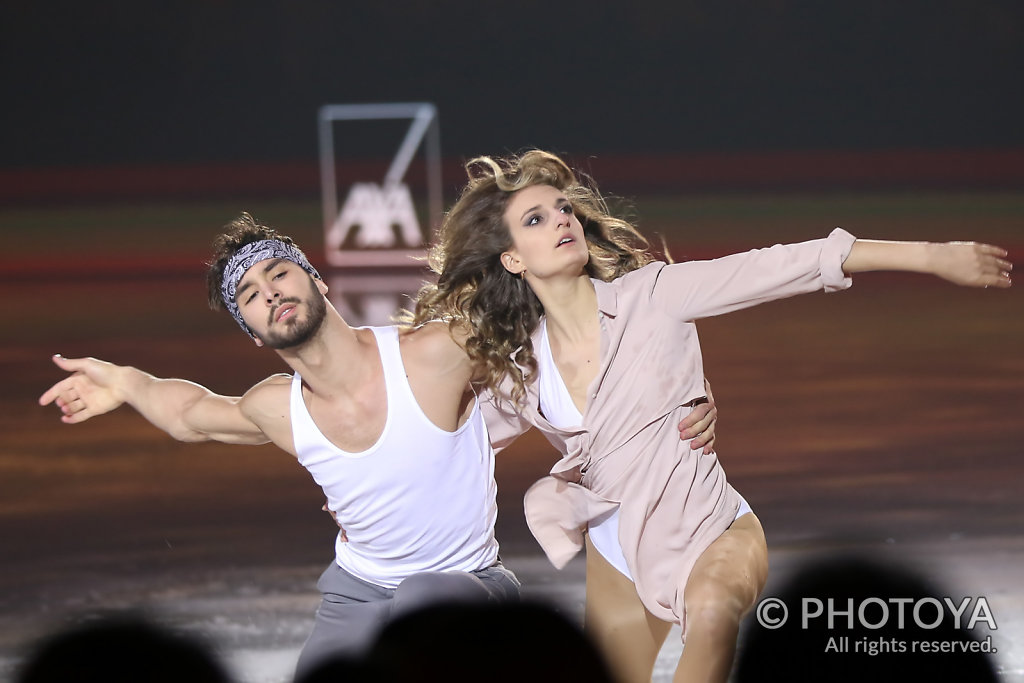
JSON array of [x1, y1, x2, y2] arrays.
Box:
[[40, 214, 718, 677]]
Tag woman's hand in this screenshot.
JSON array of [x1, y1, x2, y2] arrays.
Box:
[[928, 242, 1013, 288], [843, 239, 1012, 288]]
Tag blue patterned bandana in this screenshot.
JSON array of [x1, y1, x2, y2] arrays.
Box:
[[220, 239, 321, 336]]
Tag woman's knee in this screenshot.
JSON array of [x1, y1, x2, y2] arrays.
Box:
[[684, 560, 764, 636], [685, 585, 748, 638]]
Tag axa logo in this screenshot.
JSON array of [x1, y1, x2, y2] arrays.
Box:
[[328, 182, 423, 250]]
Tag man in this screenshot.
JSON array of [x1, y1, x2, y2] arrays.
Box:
[[39, 213, 717, 676]]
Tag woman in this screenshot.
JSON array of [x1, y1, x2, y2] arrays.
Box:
[[410, 150, 1011, 682]]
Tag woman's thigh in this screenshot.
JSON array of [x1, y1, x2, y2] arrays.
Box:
[[684, 512, 769, 621], [585, 534, 673, 681]]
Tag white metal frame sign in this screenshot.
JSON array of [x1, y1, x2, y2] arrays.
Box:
[[318, 103, 442, 267]]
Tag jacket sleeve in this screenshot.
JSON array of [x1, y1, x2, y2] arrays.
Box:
[[478, 388, 532, 454], [648, 227, 856, 321]]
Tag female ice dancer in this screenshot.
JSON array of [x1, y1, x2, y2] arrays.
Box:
[[408, 150, 1011, 682]]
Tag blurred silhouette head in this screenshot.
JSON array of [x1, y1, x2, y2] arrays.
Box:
[[16, 612, 230, 683], [365, 600, 615, 682], [735, 553, 998, 682]]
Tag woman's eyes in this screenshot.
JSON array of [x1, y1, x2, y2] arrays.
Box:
[[526, 205, 571, 226]]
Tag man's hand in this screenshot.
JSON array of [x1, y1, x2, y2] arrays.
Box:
[[38, 355, 127, 424], [678, 378, 718, 454], [322, 502, 349, 542]]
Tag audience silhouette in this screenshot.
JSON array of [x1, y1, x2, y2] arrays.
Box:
[[16, 611, 231, 683], [734, 554, 999, 682]]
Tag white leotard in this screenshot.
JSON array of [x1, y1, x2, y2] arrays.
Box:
[[537, 318, 751, 580]]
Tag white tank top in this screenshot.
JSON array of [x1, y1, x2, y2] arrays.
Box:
[[290, 326, 499, 588]]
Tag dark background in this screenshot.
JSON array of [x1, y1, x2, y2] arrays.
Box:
[[4, 0, 1022, 170]]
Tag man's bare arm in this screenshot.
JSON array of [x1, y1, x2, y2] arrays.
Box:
[[38, 355, 270, 445]]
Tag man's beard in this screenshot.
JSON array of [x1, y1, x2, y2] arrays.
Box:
[[258, 278, 328, 351]]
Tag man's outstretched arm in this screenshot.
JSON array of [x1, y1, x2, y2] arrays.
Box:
[[38, 354, 270, 445]]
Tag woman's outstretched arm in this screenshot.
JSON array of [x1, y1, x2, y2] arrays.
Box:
[[842, 240, 1012, 288]]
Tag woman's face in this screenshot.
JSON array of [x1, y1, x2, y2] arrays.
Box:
[[501, 184, 589, 280]]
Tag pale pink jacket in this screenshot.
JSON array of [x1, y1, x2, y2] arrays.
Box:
[[481, 228, 857, 629]]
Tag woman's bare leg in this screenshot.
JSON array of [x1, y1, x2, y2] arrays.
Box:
[[673, 512, 769, 683], [584, 534, 673, 682]]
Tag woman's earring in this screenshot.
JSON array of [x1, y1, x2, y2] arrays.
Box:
[[519, 268, 526, 280]]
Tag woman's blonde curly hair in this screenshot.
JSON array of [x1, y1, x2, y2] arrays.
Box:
[[403, 150, 657, 403]]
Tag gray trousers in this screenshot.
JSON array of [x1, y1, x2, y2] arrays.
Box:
[[294, 560, 520, 679]]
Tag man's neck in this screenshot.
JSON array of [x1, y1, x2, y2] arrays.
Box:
[[276, 310, 377, 400]]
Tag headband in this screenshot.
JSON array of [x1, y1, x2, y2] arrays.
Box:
[[220, 239, 321, 336]]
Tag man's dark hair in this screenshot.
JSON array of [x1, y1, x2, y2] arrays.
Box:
[[205, 212, 300, 311]]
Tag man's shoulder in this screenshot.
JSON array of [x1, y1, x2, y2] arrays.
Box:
[[399, 320, 465, 361], [398, 320, 475, 389], [239, 374, 292, 416], [250, 373, 293, 390]]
